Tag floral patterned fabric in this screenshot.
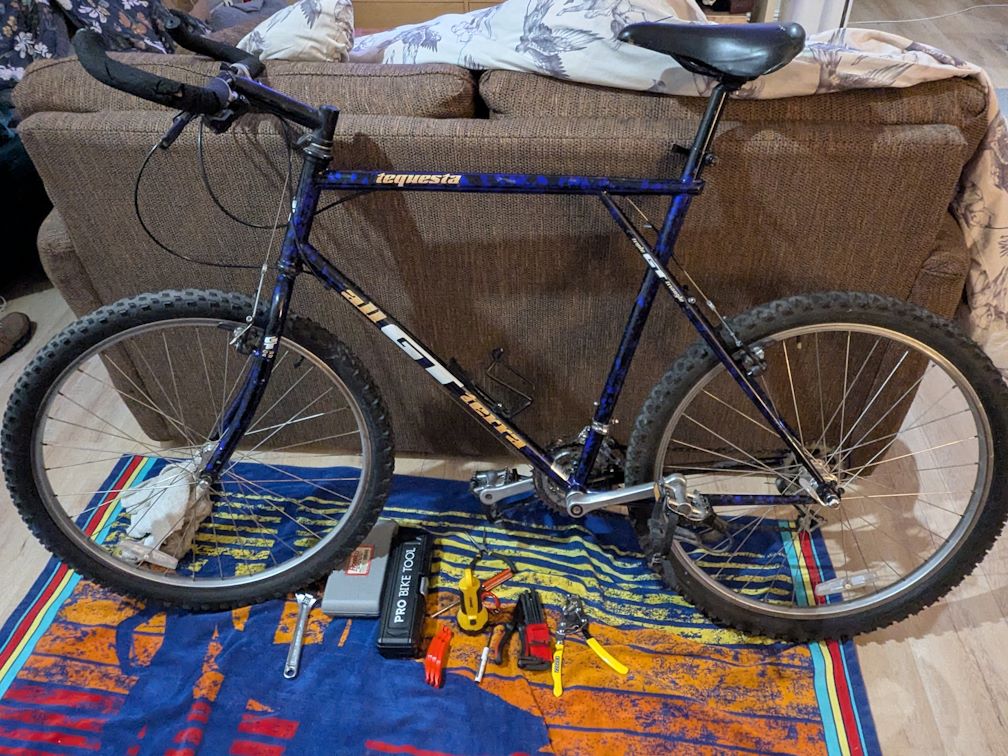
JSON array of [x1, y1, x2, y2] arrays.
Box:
[[0, 0, 70, 92], [238, 0, 353, 62], [350, 0, 705, 74], [351, 0, 1008, 376], [1, 0, 184, 97]]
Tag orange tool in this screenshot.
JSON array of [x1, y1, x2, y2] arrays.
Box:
[[424, 625, 453, 688]]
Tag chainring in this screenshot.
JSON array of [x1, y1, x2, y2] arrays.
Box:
[[533, 433, 626, 513]]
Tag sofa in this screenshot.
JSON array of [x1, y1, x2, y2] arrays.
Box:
[[12, 53, 990, 456]]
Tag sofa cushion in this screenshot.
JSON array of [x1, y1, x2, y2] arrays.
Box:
[[14, 54, 477, 119], [479, 68, 989, 130], [19, 106, 973, 454]]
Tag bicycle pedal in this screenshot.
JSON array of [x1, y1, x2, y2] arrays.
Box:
[[471, 468, 534, 521]]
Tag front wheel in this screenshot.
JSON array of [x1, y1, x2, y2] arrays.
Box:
[[626, 292, 1008, 641], [1, 290, 394, 610]]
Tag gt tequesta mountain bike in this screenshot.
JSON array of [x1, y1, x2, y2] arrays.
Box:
[[4, 17, 1007, 642]]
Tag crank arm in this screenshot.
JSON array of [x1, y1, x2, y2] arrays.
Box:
[[564, 479, 660, 517]]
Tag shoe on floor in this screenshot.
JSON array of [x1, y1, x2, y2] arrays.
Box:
[[0, 311, 34, 363]]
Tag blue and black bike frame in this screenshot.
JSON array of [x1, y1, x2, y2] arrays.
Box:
[[202, 80, 839, 508]]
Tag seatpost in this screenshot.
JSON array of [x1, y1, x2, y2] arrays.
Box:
[[682, 82, 734, 181]]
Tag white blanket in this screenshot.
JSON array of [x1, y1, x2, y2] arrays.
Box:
[[351, 0, 1008, 375]]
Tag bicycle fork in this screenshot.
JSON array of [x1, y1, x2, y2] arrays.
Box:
[[199, 108, 338, 484]]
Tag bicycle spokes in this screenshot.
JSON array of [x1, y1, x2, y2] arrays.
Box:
[[652, 322, 989, 616], [34, 316, 370, 587]]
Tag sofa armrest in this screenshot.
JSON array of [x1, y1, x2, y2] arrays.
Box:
[[36, 208, 104, 318]]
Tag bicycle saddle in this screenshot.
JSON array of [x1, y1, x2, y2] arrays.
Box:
[[618, 22, 805, 84]]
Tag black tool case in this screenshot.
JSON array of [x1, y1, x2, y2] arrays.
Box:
[[376, 528, 434, 658]]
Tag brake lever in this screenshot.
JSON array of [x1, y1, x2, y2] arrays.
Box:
[[160, 110, 198, 150], [203, 96, 250, 135]]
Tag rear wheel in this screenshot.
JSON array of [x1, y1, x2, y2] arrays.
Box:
[[626, 292, 1008, 640], [2, 290, 394, 610]]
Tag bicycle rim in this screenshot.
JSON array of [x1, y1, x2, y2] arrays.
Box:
[[31, 317, 373, 590], [652, 322, 994, 620]]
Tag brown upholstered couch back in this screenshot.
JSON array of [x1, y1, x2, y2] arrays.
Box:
[[15, 56, 989, 455]]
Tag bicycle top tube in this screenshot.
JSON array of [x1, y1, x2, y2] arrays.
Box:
[[318, 171, 703, 196]]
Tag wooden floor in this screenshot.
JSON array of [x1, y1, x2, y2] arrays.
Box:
[[3, 4, 1008, 752], [849, 0, 1008, 88], [0, 286, 72, 624]]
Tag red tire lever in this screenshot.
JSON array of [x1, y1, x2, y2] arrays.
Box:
[[424, 625, 453, 688]]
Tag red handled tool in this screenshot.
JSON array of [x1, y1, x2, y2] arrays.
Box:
[[424, 625, 453, 688], [515, 589, 552, 670], [488, 589, 552, 670]]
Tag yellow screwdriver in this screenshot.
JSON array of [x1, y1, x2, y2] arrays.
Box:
[[456, 566, 490, 633]]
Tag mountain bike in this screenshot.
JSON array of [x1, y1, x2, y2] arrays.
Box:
[[3, 17, 1006, 641]]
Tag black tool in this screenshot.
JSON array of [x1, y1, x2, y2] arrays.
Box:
[[489, 620, 513, 665], [377, 528, 434, 658]]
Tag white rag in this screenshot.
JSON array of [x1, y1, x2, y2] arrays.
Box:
[[121, 461, 197, 548]]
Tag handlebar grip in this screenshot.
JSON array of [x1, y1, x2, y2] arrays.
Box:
[[73, 30, 230, 114], [165, 11, 265, 79]]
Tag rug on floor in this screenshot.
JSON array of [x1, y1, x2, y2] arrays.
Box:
[[0, 458, 879, 755]]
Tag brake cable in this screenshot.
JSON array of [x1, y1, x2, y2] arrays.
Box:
[[133, 111, 295, 270], [135, 103, 372, 271], [196, 115, 297, 230], [233, 149, 293, 344], [134, 139, 260, 270]]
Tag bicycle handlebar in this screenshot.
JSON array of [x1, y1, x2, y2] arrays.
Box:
[[73, 29, 232, 114], [164, 11, 264, 78], [71, 12, 264, 116], [73, 16, 327, 132]]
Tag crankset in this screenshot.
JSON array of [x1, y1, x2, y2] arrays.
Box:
[[469, 428, 626, 520], [533, 429, 626, 514]]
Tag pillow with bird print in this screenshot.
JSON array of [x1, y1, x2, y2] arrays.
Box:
[[350, 0, 709, 90], [239, 0, 353, 61]]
